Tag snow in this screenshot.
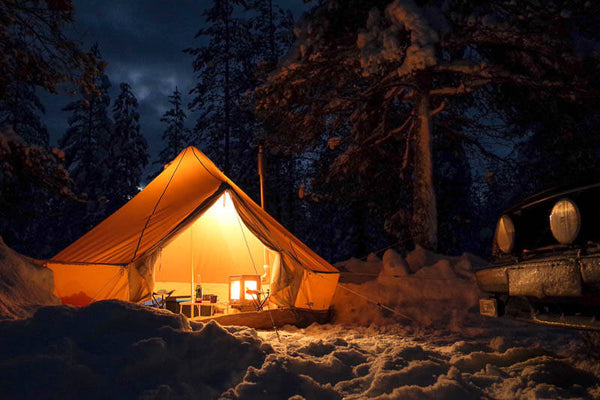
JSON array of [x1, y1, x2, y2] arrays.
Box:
[[246, 321, 599, 400], [358, 0, 439, 76], [0, 237, 59, 320], [0, 300, 270, 399], [332, 246, 484, 328], [0, 244, 599, 399]]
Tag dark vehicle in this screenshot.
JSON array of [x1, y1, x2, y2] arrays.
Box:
[[476, 183, 600, 330]]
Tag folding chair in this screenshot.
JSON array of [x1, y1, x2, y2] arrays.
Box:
[[151, 289, 175, 309]]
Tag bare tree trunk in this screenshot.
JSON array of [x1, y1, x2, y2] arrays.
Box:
[[411, 91, 437, 250]]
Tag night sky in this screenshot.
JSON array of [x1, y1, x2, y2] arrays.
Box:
[[41, 0, 308, 167]]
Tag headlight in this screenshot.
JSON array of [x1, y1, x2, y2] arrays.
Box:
[[549, 198, 580, 244], [495, 215, 515, 253]]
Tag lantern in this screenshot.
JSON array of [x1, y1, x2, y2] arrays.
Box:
[[229, 275, 261, 305]]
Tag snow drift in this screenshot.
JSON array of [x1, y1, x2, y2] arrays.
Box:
[[332, 246, 484, 328], [2, 300, 598, 400], [0, 300, 271, 400], [0, 237, 59, 319]]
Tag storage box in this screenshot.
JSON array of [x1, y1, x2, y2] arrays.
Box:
[[203, 294, 218, 303]]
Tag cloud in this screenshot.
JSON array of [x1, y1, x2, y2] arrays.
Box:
[[43, 0, 309, 165]]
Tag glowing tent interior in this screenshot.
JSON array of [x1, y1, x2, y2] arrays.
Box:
[[46, 147, 340, 314]]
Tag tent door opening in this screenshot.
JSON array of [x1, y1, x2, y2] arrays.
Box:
[[152, 191, 280, 317]]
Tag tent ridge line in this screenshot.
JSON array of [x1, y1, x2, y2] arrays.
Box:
[[191, 146, 224, 181], [131, 182, 230, 262], [130, 148, 189, 262]]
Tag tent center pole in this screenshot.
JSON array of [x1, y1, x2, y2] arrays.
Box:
[[258, 145, 265, 210], [190, 224, 195, 318]]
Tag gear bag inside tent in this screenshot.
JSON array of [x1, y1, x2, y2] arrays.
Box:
[[46, 147, 339, 318]]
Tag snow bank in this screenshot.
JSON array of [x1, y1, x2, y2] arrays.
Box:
[[0, 300, 270, 400], [332, 246, 485, 328], [1, 301, 598, 399], [0, 237, 59, 319]]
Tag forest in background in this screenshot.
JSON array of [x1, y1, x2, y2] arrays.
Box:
[[1, 0, 600, 262]]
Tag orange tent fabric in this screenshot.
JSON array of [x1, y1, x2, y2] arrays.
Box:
[[47, 147, 339, 310]]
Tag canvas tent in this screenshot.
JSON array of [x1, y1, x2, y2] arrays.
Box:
[[46, 147, 339, 311]]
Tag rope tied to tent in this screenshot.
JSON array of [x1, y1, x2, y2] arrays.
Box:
[[337, 282, 413, 322], [311, 270, 415, 323], [234, 197, 281, 341]]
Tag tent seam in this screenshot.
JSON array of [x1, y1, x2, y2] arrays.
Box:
[[191, 146, 223, 181], [131, 147, 188, 262]]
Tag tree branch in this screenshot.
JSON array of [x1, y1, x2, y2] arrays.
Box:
[[440, 125, 507, 162]]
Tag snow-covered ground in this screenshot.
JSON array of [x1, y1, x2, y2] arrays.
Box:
[[0, 243, 598, 399], [0, 300, 598, 400], [251, 320, 600, 399]]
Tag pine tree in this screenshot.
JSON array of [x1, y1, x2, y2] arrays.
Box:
[[254, 0, 600, 251], [247, 0, 294, 68], [0, 0, 101, 98], [0, 128, 73, 257], [106, 82, 148, 212], [0, 1, 100, 257], [246, 0, 297, 214], [0, 80, 48, 147], [155, 87, 190, 170], [59, 45, 113, 230], [185, 0, 254, 176]]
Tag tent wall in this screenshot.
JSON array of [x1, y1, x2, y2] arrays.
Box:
[[294, 270, 339, 310], [47, 263, 129, 306]]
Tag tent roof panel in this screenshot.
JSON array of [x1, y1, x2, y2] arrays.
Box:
[[53, 148, 223, 264], [52, 146, 338, 274]]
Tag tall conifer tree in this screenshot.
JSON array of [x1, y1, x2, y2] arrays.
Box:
[[185, 0, 258, 185], [107, 82, 148, 212], [0, 0, 100, 257], [60, 44, 113, 231], [255, 0, 600, 251], [155, 87, 190, 170], [0, 81, 48, 147]]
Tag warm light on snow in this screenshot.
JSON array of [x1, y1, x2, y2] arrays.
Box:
[[0, 300, 598, 399]]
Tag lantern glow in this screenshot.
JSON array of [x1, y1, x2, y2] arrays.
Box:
[[229, 275, 261, 304], [230, 280, 241, 300]]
